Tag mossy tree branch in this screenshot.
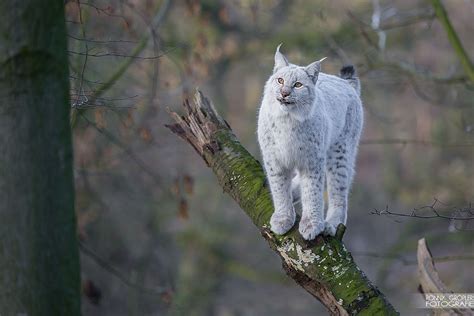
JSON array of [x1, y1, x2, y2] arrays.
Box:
[[166, 91, 398, 315]]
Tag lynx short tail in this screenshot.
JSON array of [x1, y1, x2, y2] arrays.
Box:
[[340, 65, 360, 96]]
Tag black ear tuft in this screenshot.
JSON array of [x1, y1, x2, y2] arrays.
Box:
[[340, 65, 355, 79]]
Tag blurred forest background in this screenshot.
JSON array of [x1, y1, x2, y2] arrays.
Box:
[[66, 0, 473, 315]]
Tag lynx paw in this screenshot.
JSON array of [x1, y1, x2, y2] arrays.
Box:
[[270, 211, 295, 235], [299, 217, 324, 240], [324, 221, 340, 236]]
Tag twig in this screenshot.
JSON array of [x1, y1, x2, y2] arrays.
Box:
[[360, 138, 474, 147], [80, 115, 161, 186], [73, 0, 89, 108], [70, 0, 172, 127], [67, 50, 165, 60], [372, 199, 474, 221], [76, 1, 130, 23], [368, 59, 468, 84], [67, 34, 137, 44], [79, 241, 169, 295], [353, 251, 474, 265]]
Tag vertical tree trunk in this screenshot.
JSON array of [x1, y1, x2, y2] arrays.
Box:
[[0, 1, 81, 315]]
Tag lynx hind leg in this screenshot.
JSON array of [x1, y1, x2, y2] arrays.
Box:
[[324, 141, 355, 236], [325, 97, 362, 236]]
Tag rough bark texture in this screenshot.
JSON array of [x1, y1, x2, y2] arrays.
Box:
[[0, 1, 81, 315], [167, 91, 399, 315]]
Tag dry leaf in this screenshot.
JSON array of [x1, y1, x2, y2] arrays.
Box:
[[170, 177, 180, 196], [183, 174, 194, 195], [82, 279, 102, 305], [139, 127, 153, 143], [178, 198, 189, 220], [94, 109, 106, 129]]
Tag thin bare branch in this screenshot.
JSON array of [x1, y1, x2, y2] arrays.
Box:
[[372, 199, 474, 221], [73, 0, 89, 108], [361, 138, 474, 147], [353, 251, 474, 265], [79, 241, 170, 296], [70, 0, 172, 127], [67, 50, 165, 60], [67, 34, 138, 44], [368, 59, 469, 84], [80, 115, 161, 186]]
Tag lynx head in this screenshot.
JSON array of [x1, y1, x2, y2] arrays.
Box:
[[267, 44, 326, 117]]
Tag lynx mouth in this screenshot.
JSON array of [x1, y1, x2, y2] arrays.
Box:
[[277, 98, 295, 105]]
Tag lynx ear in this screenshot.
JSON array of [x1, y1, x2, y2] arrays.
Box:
[[305, 57, 327, 83], [274, 43, 289, 73]]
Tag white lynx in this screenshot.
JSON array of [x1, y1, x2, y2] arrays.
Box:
[[257, 45, 363, 240]]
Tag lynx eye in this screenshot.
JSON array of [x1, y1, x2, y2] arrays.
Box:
[[277, 78, 284, 84], [294, 82, 303, 88]]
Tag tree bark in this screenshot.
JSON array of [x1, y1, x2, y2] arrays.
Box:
[[0, 1, 81, 315], [167, 91, 399, 315]]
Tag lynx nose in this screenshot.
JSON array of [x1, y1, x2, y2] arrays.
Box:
[[280, 89, 291, 98]]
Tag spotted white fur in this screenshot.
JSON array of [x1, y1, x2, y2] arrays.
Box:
[[257, 45, 363, 240]]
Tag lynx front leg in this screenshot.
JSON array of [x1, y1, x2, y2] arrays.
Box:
[[266, 163, 295, 235], [298, 158, 325, 240]]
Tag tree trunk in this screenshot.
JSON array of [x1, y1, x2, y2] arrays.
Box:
[[0, 1, 81, 315], [167, 91, 399, 315]]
